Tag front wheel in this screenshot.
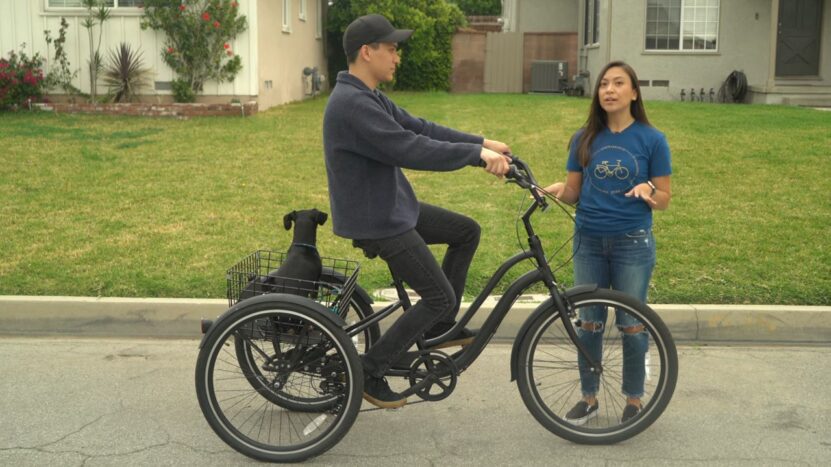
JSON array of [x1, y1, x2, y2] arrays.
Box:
[[195, 298, 363, 462], [516, 289, 678, 444]]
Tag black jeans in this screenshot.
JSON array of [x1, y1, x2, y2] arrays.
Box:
[[353, 203, 480, 378]]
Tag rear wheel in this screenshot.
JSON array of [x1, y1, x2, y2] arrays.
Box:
[[516, 289, 677, 444], [196, 299, 362, 463], [234, 288, 375, 412]]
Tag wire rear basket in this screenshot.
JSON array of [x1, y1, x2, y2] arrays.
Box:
[[226, 250, 360, 313]]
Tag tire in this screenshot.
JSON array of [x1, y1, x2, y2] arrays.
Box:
[[196, 299, 363, 463], [516, 289, 678, 444], [234, 287, 376, 412]]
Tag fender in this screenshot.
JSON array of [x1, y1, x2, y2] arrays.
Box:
[[509, 284, 598, 381], [320, 266, 374, 305], [199, 293, 347, 349]]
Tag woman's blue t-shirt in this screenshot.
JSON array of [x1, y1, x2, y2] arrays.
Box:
[[566, 121, 672, 235]]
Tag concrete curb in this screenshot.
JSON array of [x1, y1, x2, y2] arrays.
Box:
[[1, 295, 829, 344]]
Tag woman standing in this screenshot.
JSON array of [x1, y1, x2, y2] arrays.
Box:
[[542, 61, 672, 425]]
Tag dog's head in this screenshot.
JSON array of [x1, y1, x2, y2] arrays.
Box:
[[283, 209, 328, 230]]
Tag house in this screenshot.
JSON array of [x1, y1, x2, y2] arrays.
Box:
[[501, 0, 831, 105], [0, 0, 329, 110]]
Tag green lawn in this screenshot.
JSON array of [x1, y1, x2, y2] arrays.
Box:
[[1, 94, 829, 304]]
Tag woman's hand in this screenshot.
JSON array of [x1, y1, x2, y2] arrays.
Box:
[[626, 176, 671, 210], [538, 172, 582, 205], [540, 182, 566, 198], [625, 183, 658, 207]]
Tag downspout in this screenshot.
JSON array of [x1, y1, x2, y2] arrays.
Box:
[[515, 0, 521, 34], [606, 0, 613, 64], [767, 0, 779, 91], [578, 1, 588, 74]]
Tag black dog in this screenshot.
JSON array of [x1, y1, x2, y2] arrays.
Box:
[[268, 209, 328, 294], [239, 209, 328, 301]]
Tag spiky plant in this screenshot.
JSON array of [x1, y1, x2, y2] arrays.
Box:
[[102, 43, 152, 103]]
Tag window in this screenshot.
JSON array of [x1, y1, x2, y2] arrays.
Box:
[[646, 0, 719, 51], [282, 0, 291, 33], [48, 0, 143, 6], [583, 0, 600, 46], [299, 0, 307, 22]]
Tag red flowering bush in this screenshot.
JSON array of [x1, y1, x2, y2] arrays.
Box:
[[140, 0, 247, 102], [0, 46, 46, 110]]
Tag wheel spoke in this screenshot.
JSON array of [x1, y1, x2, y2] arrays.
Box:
[[516, 294, 677, 443], [196, 305, 363, 461]]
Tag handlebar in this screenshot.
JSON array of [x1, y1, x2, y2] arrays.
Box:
[[479, 154, 548, 208]]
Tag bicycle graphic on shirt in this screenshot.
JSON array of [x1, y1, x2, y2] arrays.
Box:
[[594, 160, 630, 180]]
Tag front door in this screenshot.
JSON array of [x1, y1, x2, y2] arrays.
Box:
[[776, 0, 823, 77]]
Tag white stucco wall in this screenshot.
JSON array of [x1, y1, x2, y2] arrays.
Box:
[[0, 0, 326, 109], [256, 0, 327, 110], [0, 0, 259, 100]]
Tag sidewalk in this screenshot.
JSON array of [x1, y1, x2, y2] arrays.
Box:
[[1, 295, 829, 344]]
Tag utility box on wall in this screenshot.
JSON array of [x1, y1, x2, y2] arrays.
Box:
[[530, 60, 568, 92]]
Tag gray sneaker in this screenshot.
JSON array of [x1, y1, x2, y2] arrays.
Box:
[[565, 400, 598, 425], [621, 403, 641, 423]]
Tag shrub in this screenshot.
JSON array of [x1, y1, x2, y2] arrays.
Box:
[[141, 0, 247, 102], [327, 0, 467, 91], [44, 17, 82, 98], [80, 0, 111, 102], [0, 45, 46, 110], [171, 78, 196, 103], [102, 42, 152, 103], [451, 0, 502, 16]]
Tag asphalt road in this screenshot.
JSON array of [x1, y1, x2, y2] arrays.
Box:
[[0, 337, 828, 466]]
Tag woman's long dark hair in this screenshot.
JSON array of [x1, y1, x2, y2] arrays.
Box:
[[572, 61, 651, 167]]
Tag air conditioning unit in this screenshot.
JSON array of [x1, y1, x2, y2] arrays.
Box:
[[530, 60, 568, 93]]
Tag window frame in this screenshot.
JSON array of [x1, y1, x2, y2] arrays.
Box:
[[282, 0, 292, 33], [583, 0, 591, 46], [644, 0, 720, 53], [582, 0, 600, 47], [299, 0, 307, 22], [45, 0, 144, 9]]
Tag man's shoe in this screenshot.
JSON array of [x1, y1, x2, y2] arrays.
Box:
[[564, 400, 598, 426], [362, 375, 407, 409], [425, 324, 476, 350], [621, 403, 641, 423]]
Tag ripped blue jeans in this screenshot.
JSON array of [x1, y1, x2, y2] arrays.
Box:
[[572, 228, 656, 398]]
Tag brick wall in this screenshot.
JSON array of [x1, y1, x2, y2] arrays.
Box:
[[33, 101, 259, 118]]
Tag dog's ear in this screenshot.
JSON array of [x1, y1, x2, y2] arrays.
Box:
[[283, 211, 296, 230], [315, 210, 328, 226]]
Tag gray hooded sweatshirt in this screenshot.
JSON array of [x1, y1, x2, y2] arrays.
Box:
[[323, 71, 483, 240]]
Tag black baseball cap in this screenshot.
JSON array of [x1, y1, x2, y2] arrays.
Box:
[[343, 14, 413, 57]]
